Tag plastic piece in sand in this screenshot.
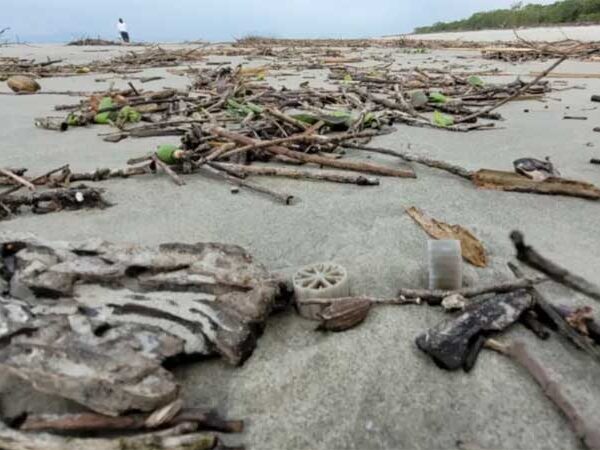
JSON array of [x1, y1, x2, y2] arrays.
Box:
[[293, 262, 349, 320], [428, 240, 462, 290]]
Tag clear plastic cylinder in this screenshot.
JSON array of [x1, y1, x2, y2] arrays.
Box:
[[428, 240, 462, 290]]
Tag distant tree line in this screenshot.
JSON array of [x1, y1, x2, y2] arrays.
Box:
[[414, 0, 600, 33]]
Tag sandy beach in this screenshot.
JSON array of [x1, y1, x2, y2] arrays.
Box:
[[403, 24, 600, 42], [1, 40, 600, 450]]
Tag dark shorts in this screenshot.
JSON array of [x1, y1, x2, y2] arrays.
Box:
[[120, 31, 130, 43]]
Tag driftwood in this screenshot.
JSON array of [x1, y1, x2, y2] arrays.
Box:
[[0, 421, 225, 450], [0, 234, 283, 415], [511, 231, 600, 302], [0, 340, 179, 417], [397, 277, 545, 306], [20, 410, 243, 434], [416, 290, 533, 371], [212, 163, 380, 186], [0, 185, 110, 220], [211, 127, 416, 178], [486, 339, 600, 450], [508, 262, 600, 363], [0, 165, 69, 197], [472, 169, 600, 200], [0, 169, 35, 191], [343, 143, 473, 180]]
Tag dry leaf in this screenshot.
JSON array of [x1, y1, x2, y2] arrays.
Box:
[[406, 207, 488, 268]]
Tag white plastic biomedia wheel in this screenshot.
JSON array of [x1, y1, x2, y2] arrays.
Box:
[[293, 262, 350, 320]]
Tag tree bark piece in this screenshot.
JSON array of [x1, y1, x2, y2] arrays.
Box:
[[486, 338, 600, 450], [472, 169, 600, 200], [210, 127, 416, 178], [212, 163, 380, 186], [511, 231, 600, 301], [0, 341, 179, 416], [416, 290, 533, 371], [398, 277, 545, 306]]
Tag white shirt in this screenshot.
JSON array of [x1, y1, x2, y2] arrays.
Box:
[[117, 22, 128, 33]]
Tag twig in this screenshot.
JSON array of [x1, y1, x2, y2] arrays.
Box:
[[0, 165, 69, 197], [152, 155, 186, 186], [486, 338, 600, 450], [300, 296, 421, 306], [511, 231, 600, 302], [397, 277, 546, 306], [343, 143, 473, 180], [0, 169, 36, 191], [200, 164, 294, 205]]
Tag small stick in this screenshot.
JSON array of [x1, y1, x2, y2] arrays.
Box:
[[397, 277, 546, 306], [511, 231, 600, 302], [590, 159, 600, 165], [200, 165, 294, 205], [212, 163, 380, 186], [343, 143, 473, 180], [455, 56, 567, 124], [0, 168, 36, 191], [263, 107, 309, 131], [301, 296, 421, 306], [486, 338, 600, 450], [128, 81, 140, 96], [152, 155, 186, 186], [0, 164, 69, 197]]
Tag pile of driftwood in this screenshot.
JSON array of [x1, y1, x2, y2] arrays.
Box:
[[0, 233, 286, 449], [483, 39, 600, 62]]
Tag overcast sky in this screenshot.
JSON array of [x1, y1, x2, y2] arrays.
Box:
[[3, 0, 554, 43]]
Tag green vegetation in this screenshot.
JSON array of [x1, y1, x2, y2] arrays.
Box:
[[414, 0, 600, 33]]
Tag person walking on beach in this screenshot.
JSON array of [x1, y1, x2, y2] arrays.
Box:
[[117, 18, 130, 43]]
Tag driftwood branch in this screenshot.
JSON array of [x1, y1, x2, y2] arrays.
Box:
[[397, 277, 546, 305], [20, 410, 243, 434], [212, 163, 380, 186], [0, 168, 36, 191], [486, 338, 600, 450], [343, 143, 473, 180], [508, 261, 600, 362], [0, 421, 224, 450], [0, 165, 69, 197], [511, 231, 600, 301]]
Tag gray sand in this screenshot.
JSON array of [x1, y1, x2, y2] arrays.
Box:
[[1, 43, 600, 450]]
